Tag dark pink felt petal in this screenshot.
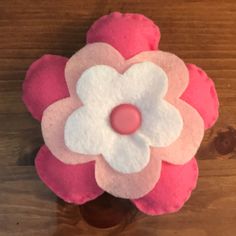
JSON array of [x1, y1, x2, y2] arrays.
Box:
[[87, 12, 160, 59], [181, 64, 219, 129], [35, 145, 104, 204], [132, 158, 198, 215], [23, 55, 69, 120]]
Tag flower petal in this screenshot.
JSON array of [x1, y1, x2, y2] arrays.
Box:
[[23, 55, 69, 120], [153, 100, 204, 165], [64, 106, 115, 155], [132, 158, 198, 215], [87, 12, 160, 59], [181, 64, 219, 129], [41, 98, 98, 164], [122, 61, 168, 102], [129, 50, 189, 98], [102, 134, 150, 174], [95, 151, 162, 199], [76, 61, 168, 110], [76, 64, 120, 108], [139, 100, 183, 147], [65, 43, 124, 97], [35, 145, 104, 204]]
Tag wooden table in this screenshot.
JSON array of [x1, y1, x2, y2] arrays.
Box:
[[0, 0, 236, 235]]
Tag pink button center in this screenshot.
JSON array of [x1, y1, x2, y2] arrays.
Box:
[[110, 104, 142, 135]]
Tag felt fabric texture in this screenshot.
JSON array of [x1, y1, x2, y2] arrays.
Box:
[[22, 55, 69, 121], [65, 43, 189, 100], [42, 43, 203, 166], [22, 13, 219, 130], [132, 157, 198, 215], [139, 100, 183, 147], [35, 145, 103, 204], [87, 13, 219, 130], [22, 12, 219, 212], [41, 97, 97, 164], [41, 42, 205, 198], [87, 12, 160, 59], [64, 62, 183, 174], [100, 134, 150, 174], [64, 43, 124, 97], [130, 50, 189, 99], [152, 99, 204, 165], [181, 64, 219, 129], [95, 151, 162, 199], [76, 62, 168, 106]]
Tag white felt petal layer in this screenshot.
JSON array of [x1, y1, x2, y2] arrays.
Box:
[[122, 61, 168, 101], [102, 134, 150, 174], [63, 61, 184, 173], [64, 106, 115, 155], [76, 65, 120, 108], [75, 62, 168, 108], [129, 50, 189, 98], [139, 100, 183, 147]]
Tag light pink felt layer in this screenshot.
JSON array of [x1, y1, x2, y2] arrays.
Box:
[[132, 157, 198, 215], [35, 145, 103, 204], [23, 55, 69, 121], [65, 43, 124, 97], [95, 151, 162, 199], [87, 12, 160, 59], [181, 64, 219, 129]]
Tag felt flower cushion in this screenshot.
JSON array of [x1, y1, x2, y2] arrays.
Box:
[[23, 12, 219, 215]]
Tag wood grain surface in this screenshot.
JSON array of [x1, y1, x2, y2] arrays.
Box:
[[0, 0, 236, 235]]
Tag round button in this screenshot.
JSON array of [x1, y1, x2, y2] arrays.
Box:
[[110, 104, 142, 135]]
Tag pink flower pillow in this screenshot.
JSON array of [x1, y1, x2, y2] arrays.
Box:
[[22, 12, 219, 215]]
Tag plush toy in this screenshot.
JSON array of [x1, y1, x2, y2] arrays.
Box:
[[22, 12, 219, 215]]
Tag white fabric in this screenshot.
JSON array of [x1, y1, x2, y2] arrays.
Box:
[[138, 100, 183, 147], [102, 134, 150, 174], [64, 62, 183, 174], [64, 106, 114, 155]]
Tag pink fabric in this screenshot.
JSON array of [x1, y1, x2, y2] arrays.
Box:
[[87, 12, 160, 59], [95, 152, 161, 199], [35, 145, 103, 204], [41, 43, 204, 198], [181, 64, 219, 129], [23, 55, 69, 120], [132, 157, 198, 215]]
